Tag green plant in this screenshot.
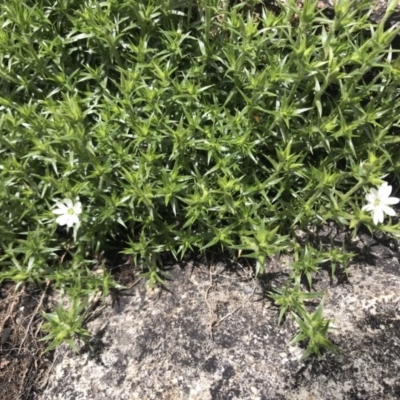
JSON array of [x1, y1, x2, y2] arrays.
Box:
[[290, 245, 325, 288], [40, 298, 91, 353], [323, 239, 356, 278], [291, 299, 338, 360], [269, 281, 324, 325], [1, 0, 400, 358]]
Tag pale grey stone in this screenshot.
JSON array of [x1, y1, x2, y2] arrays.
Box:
[[39, 231, 400, 399]]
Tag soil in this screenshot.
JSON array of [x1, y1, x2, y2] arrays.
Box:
[[0, 283, 53, 400]]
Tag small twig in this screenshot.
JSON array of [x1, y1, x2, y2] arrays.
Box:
[[217, 288, 256, 325], [35, 351, 59, 390], [18, 280, 50, 354], [59, 251, 67, 265], [34, 319, 44, 337], [0, 289, 21, 332], [0, 293, 20, 307], [125, 278, 142, 290], [204, 256, 217, 340]]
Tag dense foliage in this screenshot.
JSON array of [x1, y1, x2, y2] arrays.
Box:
[[1, 0, 400, 358]]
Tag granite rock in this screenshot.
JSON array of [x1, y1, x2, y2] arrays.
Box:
[[39, 232, 400, 400]]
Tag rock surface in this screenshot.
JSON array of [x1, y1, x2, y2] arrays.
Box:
[[39, 230, 400, 400], [269, 0, 400, 27]]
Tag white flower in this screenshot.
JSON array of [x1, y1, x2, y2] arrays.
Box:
[[52, 199, 82, 228], [362, 182, 399, 225]]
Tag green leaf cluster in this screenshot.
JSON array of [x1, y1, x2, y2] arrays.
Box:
[[1, 0, 400, 357]]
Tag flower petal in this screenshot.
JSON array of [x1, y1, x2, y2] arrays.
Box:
[[64, 199, 73, 208], [53, 202, 68, 212], [385, 196, 400, 205], [65, 217, 74, 228], [378, 182, 392, 199], [381, 205, 396, 217], [370, 188, 379, 199], [373, 208, 384, 224], [56, 214, 69, 226], [70, 215, 81, 227], [53, 208, 66, 215], [365, 193, 376, 204], [362, 204, 374, 212], [73, 202, 82, 214]]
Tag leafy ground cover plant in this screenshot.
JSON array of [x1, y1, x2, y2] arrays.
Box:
[[1, 0, 400, 359]]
